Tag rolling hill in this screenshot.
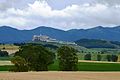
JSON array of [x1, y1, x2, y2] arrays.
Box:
[[0, 26, 120, 43], [75, 39, 120, 48]]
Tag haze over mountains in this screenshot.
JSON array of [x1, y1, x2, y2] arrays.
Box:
[[0, 26, 120, 43]]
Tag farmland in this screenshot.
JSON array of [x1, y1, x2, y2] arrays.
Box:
[[0, 43, 120, 72], [48, 61, 120, 71], [1, 60, 120, 71], [0, 44, 19, 50], [0, 72, 120, 80], [0, 44, 120, 80], [0, 44, 120, 71], [0, 44, 19, 54]]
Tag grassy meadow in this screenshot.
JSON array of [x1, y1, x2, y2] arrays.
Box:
[[0, 44, 120, 72], [1, 61, 120, 71], [48, 61, 120, 71], [0, 58, 120, 71]]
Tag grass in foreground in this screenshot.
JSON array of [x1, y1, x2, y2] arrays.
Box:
[[0, 65, 13, 71], [48, 61, 120, 71], [78, 62, 120, 71], [1, 61, 120, 71]]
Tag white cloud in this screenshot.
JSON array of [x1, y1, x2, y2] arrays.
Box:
[[95, 0, 120, 6], [0, 0, 120, 30]]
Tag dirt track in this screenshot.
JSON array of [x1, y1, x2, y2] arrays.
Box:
[[0, 72, 120, 80]]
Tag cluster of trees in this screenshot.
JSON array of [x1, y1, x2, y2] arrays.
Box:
[[57, 46, 78, 71], [11, 43, 119, 72], [84, 54, 91, 60], [84, 53, 118, 62], [0, 50, 9, 57], [13, 43, 26, 46], [11, 45, 78, 72], [80, 50, 111, 54], [43, 44, 58, 49], [97, 54, 101, 61], [106, 55, 118, 62], [11, 45, 55, 71]]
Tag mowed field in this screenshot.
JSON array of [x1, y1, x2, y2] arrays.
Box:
[[0, 72, 120, 80], [0, 44, 19, 54], [1, 60, 120, 71], [0, 60, 120, 80]]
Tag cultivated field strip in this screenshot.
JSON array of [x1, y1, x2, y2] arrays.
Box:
[[78, 60, 120, 63], [0, 61, 13, 66], [0, 72, 120, 80]]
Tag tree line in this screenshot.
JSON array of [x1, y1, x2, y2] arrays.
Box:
[[10, 44, 119, 72], [0, 50, 9, 57], [84, 53, 118, 62], [11, 44, 78, 72]]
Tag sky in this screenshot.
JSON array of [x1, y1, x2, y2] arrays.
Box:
[[0, 0, 120, 30]]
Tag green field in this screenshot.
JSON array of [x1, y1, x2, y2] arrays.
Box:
[[0, 61, 120, 71], [0, 44, 120, 71], [0, 44, 19, 50], [0, 65, 13, 71], [78, 62, 120, 71], [48, 61, 120, 71]]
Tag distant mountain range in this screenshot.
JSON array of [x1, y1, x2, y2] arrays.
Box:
[[0, 26, 120, 43]]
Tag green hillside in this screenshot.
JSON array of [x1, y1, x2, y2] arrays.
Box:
[[75, 39, 120, 48]]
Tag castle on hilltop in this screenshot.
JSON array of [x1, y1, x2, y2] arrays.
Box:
[[32, 35, 56, 42], [32, 35, 77, 45]]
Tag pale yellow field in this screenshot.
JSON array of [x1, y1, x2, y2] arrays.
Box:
[[1, 49, 19, 54], [0, 60, 120, 66], [78, 60, 120, 63], [0, 44, 19, 54], [0, 44, 19, 50], [0, 61, 13, 66], [0, 72, 120, 80]]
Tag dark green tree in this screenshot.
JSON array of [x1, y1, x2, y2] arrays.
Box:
[[97, 54, 101, 61], [84, 54, 91, 60], [111, 55, 118, 62], [106, 55, 118, 62], [107, 55, 111, 61], [11, 56, 29, 72], [0, 50, 8, 57], [57, 46, 78, 71], [14, 44, 55, 71]]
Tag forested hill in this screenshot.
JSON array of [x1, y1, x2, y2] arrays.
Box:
[[75, 39, 120, 48], [1, 26, 120, 43]]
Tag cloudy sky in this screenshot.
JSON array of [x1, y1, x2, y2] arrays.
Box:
[[0, 0, 120, 30]]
